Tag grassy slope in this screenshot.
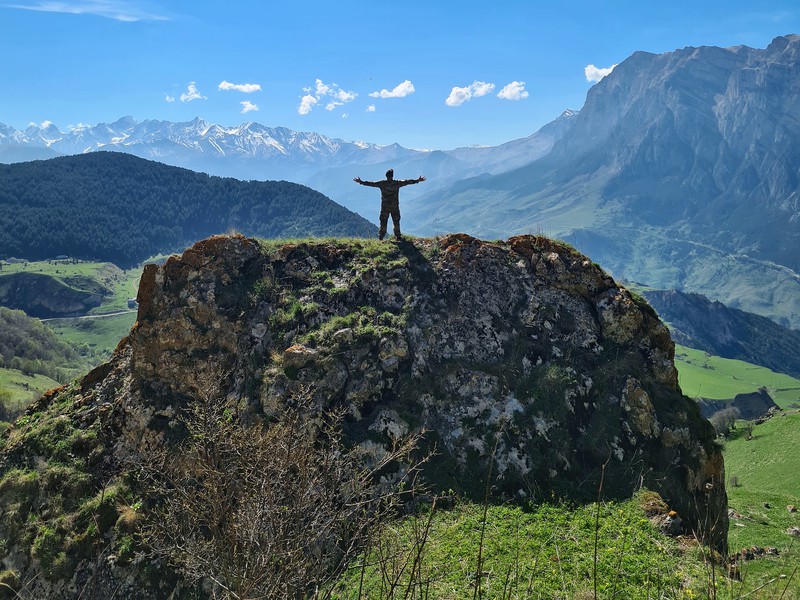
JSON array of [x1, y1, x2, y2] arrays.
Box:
[[723, 412, 800, 597], [0, 261, 140, 425], [675, 345, 800, 408], [0, 259, 139, 315], [0, 368, 60, 417], [0, 260, 142, 363], [47, 313, 137, 364]]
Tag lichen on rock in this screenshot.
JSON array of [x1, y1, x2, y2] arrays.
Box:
[[122, 233, 727, 548], [0, 233, 729, 596]]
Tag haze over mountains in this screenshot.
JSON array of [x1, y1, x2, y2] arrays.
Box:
[[0, 111, 577, 218], [2, 36, 799, 327], [407, 34, 800, 328]]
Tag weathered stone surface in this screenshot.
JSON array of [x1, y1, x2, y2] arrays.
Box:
[[117, 234, 726, 548], [0, 233, 729, 596]]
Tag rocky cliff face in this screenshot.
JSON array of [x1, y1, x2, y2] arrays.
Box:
[[133, 234, 725, 537], [555, 34, 800, 272], [0, 234, 728, 596]]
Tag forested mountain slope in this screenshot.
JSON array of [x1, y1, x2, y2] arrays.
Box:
[[0, 152, 376, 266]]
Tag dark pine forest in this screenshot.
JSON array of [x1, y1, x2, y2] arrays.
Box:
[[0, 152, 376, 267]]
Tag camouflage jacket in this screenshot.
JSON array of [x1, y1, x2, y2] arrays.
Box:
[[359, 179, 420, 204]]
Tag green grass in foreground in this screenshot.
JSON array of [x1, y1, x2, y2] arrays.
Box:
[[330, 492, 731, 599], [722, 411, 800, 596], [675, 345, 800, 408]]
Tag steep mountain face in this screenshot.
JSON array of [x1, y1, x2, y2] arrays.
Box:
[[0, 234, 727, 597], [0, 113, 577, 218], [407, 35, 800, 328], [0, 152, 376, 266], [560, 36, 800, 271], [644, 289, 800, 378]]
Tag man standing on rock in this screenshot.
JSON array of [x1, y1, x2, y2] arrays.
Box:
[[354, 169, 425, 241]]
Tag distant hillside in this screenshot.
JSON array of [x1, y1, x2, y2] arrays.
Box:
[[0, 152, 377, 266], [405, 35, 800, 328], [645, 289, 800, 378], [0, 307, 89, 383]]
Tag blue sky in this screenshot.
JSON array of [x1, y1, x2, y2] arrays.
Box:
[[1, 0, 799, 149]]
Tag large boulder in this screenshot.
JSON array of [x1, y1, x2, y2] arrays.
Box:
[[128, 233, 727, 550]]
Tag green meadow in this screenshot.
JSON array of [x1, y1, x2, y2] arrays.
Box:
[[722, 411, 800, 597], [675, 345, 800, 408]]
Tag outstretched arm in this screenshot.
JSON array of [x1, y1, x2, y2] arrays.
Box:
[[399, 176, 427, 187], [354, 177, 380, 187]]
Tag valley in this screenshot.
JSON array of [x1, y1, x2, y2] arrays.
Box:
[[1, 27, 800, 599]]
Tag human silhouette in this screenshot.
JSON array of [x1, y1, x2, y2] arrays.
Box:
[[354, 169, 426, 240]]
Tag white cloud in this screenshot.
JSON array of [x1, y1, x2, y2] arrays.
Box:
[[332, 88, 357, 103], [445, 81, 495, 107], [5, 0, 168, 21], [315, 79, 330, 97], [219, 80, 262, 93], [341, 113, 348, 119], [297, 93, 318, 115], [298, 78, 357, 115], [165, 94, 175, 103], [585, 64, 617, 83], [369, 80, 415, 99], [497, 81, 529, 101], [366, 104, 376, 113], [180, 82, 206, 102], [470, 81, 495, 97], [240, 100, 259, 113]]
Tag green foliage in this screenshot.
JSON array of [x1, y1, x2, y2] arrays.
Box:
[[31, 525, 67, 577], [0, 153, 376, 267], [0, 383, 134, 582], [0, 307, 90, 382]]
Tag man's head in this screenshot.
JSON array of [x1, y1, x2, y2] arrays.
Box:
[[386, 169, 394, 180]]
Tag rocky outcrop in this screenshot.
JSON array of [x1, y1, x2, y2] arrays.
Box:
[[699, 388, 779, 420], [0, 233, 729, 596], [128, 234, 727, 545]]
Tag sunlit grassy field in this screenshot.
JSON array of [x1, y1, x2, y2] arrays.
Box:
[[675, 345, 800, 408]]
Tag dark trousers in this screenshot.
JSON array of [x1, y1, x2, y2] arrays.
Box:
[[379, 201, 401, 239]]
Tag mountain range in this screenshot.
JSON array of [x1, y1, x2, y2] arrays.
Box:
[[2, 36, 800, 329], [0, 111, 577, 219], [643, 289, 800, 378], [406, 35, 800, 329], [0, 152, 376, 266]]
